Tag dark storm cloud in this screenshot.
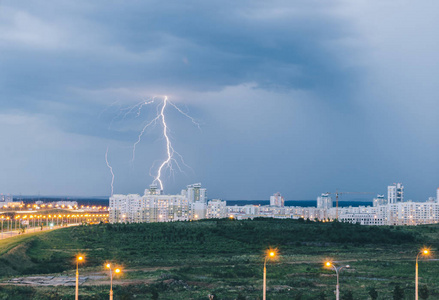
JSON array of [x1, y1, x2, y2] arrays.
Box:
[[2, 0, 437, 200], [0, 0, 355, 111], [0, 0, 359, 150]]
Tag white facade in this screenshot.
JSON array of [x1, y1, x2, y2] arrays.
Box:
[[182, 183, 207, 204], [339, 213, 385, 226], [110, 183, 207, 223], [388, 183, 404, 204], [227, 188, 439, 226], [0, 195, 19, 207], [270, 192, 284, 207], [437, 188, 439, 203], [0, 195, 13, 202], [110, 184, 439, 227], [207, 199, 227, 219], [317, 193, 332, 210], [373, 195, 387, 207], [192, 202, 207, 219]]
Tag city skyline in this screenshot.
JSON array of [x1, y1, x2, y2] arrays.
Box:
[[1, 1, 438, 200]]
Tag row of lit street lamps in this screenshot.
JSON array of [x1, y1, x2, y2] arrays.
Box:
[[73, 247, 431, 299], [75, 255, 121, 300], [263, 247, 431, 300]]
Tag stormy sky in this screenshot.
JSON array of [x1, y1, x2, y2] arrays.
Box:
[[0, 0, 438, 200]]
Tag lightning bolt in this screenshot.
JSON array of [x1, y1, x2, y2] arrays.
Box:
[[153, 96, 172, 190], [107, 98, 155, 130], [107, 95, 199, 192], [168, 101, 201, 130], [105, 147, 115, 196], [151, 96, 201, 190]]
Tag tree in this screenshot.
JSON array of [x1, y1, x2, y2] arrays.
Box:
[[236, 293, 246, 300], [318, 291, 327, 300], [368, 287, 378, 300], [294, 292, 303, 300], [420, 284, 429, 300], [341, 290, 354, 300], [393, 285, 404, 300], [151, 289, 159, 300]]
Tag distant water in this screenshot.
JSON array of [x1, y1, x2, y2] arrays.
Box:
[[16, 196, 110, 206], [226, 200, 373, 208]]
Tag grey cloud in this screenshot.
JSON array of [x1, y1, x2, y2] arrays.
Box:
[[1, 0, 357, 104]]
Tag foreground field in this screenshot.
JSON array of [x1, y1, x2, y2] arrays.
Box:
[[0, 218, 438, 299]]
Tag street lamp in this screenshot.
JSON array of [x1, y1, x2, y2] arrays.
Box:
[[106, 263, 121, 300], [416, 248, 430, 300], [325, 261, 350, 300], [75, 255, 84, 300], [263, 249, 277, 300]]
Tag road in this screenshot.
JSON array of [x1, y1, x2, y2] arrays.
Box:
[[0, 223, 80, 240]]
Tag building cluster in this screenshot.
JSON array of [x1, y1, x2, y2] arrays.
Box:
[[338, 184, 439, 226], [109, 183, 227, 223], [109, 183, 439, 226], [0, 194, 21, 207]]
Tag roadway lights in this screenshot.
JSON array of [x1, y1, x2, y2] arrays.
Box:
[[325, 261, 350, 300], [416, 247, 431, 300], [106, 263, 122, 300], [75, 255, 85, 300], [263, 248, 278, 300]]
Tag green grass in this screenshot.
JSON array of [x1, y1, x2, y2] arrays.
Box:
[[0, 219, 439, 299]]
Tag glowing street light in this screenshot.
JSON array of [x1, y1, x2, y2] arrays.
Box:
[[75, 255, 84, 300], [325, 261, 350, 300], [416, 248, 430, 300], [106, 263, 122, 300], [263, 249, 277, 300]]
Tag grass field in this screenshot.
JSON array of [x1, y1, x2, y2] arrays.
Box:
[[0, 218, 438, 299]]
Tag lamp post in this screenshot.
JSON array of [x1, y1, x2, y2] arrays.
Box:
[[106, 263, 121, 300], [325, 261, 350, 300], [6, 217, 10, 236], [75, 255, 84, 300], [263, 249, 277, 300], [416, 248, 430, 300]]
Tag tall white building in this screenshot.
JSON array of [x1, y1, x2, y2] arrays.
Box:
[[437, 188, 439, 203], [110, 183, 207, 223], [0, 195, 13, 202], [388, 183, 404, 204], [145, 184, 163, 195], [373, 195, 387, 207], [182, 183, 207, 203], [110, 183, 439, 227], [207, 199, 227, 219], [317, 193, 332, 209], [270, 192, 284, 207]]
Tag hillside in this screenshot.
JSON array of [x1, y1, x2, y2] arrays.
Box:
[[0, 219, 438, 299]]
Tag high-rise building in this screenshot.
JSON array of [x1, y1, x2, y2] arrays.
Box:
[[183, 183, 207, 203], [388, 183, 404, 204], [270, 192, 284, 207], [317, 193, 332, 209], [373, 195, 387, 207], [437, 188, 439, 203], [144, 184, 163, 196], [0, 194, 13, 203], [110, 183, 207, 223]]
